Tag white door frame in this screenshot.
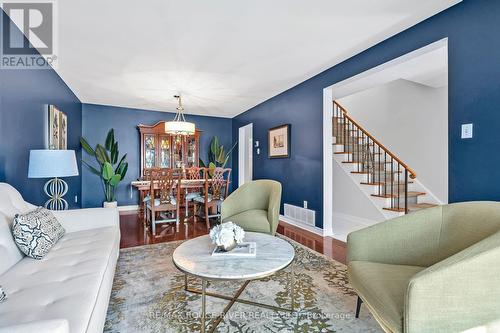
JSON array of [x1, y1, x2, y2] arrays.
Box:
[[323, 38, 448, 238], [238, 123, 253, 186]]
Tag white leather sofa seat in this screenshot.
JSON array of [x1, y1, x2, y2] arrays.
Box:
[[0, 226, 119, 332], [0, 183, 120, 333]]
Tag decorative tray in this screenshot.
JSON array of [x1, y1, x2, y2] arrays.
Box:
[[211, 242, 256, 257]]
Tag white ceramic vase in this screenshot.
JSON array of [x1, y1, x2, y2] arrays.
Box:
[[103, 201, 118, 208]]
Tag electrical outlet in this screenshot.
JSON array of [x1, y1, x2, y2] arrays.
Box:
[[255, 140, 259, 148], [461, 123, 473, 139], [74, 195, 78, 203], [303, 201, 308, 209], [256, 148, 260, 155]]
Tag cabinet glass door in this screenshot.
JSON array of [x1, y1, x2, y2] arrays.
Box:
[[186, 135, 197, 167], [172, 135, 184, 168], [144, 134, 156, 169], [159, 135, 171, 168]]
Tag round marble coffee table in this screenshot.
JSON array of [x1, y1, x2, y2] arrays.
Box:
[[173, 232, 295, 333]]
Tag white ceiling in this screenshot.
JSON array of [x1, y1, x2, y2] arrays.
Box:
[[331, 39, 448, 99], [48, 0, 460, 117]]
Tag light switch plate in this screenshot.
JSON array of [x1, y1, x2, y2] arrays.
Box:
[[303, 201, 308, 209], [461, 123, 473, 139]]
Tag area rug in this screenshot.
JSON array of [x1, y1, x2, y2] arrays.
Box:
[[104, 236, 382, 333]]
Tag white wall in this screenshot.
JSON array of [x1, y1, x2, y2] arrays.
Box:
[[332, 159, 385, 241], [339, 79, 448, 203]]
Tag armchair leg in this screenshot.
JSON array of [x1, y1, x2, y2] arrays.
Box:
[[355, 296, 363, 318]]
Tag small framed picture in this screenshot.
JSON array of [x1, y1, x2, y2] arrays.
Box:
[[268, 124, 290, 158], [48, 105, 60, 150]]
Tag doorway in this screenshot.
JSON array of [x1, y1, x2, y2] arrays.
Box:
[[238, 123, 253, 186]]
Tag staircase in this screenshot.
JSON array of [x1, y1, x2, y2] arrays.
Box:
[[332, 101, 438, 218]]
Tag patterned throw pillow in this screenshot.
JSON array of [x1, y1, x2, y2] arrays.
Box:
[[0, 286, 6, 303], [12, 207, 65, 260]]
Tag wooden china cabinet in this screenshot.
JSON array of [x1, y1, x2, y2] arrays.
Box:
[[138, 121, 201, 177]]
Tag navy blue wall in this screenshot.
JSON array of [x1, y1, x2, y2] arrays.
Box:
[[0, 11, 82, 208], [233, 0, 500, 229], [81, 104, 233, 208]]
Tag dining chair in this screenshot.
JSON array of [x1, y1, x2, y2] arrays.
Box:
[[184, 167, 205, 218], [193, 167, 231, 229], [145, 168, 181, 235], [141, 167, 160, 220]]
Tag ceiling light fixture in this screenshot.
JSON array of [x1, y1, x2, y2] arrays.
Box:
[[165, 94, 195, 135]]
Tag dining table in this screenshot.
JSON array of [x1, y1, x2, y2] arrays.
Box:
[[131, 178, 214, 216]]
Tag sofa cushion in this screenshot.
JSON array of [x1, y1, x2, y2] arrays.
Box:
[[348, 261, 426, 333], [0, 226, 119, 333], [0, 213, 25, 276], [0, 183, 35, 275], [223, 209, 271, 234], [12, 207, 65, 259]]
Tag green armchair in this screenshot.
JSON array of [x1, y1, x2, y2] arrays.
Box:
[[221, 180, 282, 235], [347, 202, 500, 333]]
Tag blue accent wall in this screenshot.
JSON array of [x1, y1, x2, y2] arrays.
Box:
[[0, 10, 82, 208], [232, 0, 500, 229], [81, 104, 233, 208]]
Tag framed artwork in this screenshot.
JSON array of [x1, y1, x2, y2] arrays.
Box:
[[268, 124, 290, 158], [48, 105, 67, 150], [59, 112, 67, 149], [48, 105, 60, 149]]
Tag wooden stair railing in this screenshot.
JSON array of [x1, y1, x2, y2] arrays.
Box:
[[333, 101, 417, 214]]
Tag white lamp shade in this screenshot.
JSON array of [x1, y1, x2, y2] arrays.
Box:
[[28, 150, 79, 178], [164, 121, 195, 135]]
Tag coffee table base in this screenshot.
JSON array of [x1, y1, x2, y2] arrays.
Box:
[[183, 265, 295, 333]]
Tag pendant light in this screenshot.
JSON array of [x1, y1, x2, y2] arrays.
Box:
[[165, 95, 195, 135]]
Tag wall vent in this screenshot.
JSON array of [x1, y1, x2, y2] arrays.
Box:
[[284, 203, 315, 226]]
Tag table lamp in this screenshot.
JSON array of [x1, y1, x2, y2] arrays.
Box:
[[28, 150, 79, 210]]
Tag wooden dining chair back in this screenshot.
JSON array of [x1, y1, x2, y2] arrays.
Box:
[[208, 167, 231, 201], [146, 168, 181, 235], [183, 167, 207, 218], [194, 168, 231, 229]]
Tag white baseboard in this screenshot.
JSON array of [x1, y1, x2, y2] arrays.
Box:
[[117, 205, 139, 212], [279, 215, 325, 236]]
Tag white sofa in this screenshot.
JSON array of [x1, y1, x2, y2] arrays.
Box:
[[0, 183, 120, 333]]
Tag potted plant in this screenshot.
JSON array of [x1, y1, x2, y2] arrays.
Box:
[[200, 136, 237, 175], [80, 129, 128, 208]]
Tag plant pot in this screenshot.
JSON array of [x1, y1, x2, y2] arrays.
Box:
[[103, 201, 118, 208]]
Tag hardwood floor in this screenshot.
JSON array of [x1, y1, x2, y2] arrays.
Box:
[[119, 211, 347, 264]]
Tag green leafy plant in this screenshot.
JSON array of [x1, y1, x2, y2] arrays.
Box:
[[199, 136, 237, 175], [80, 129, 128, 202]]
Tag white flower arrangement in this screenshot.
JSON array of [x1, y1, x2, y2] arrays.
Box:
[[209, 222, 245, 250]]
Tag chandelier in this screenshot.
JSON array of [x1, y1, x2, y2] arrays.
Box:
[[164, 95, 195, 135]]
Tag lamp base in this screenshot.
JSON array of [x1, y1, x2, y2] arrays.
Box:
[[43, 177, 69, 210]]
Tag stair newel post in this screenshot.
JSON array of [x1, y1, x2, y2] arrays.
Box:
[[404, 169, 409, 214]]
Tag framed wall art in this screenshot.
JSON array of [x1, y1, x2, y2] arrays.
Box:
[[268, 124, 290, 158]]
